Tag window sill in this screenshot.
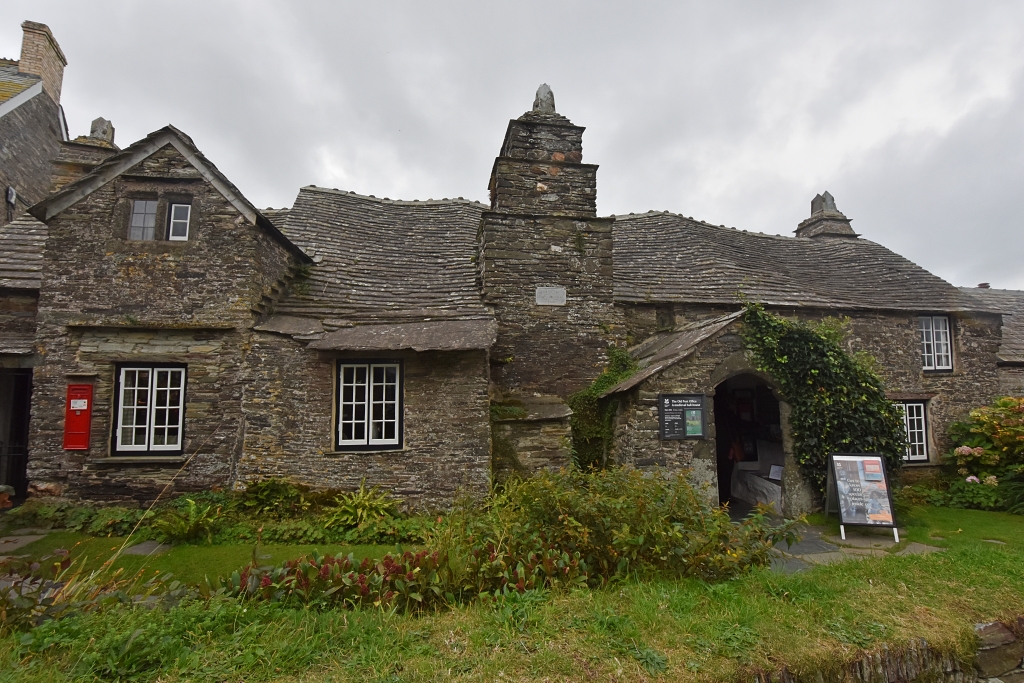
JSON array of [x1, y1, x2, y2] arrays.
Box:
[[921, 369, 954, 375], [902, 460, 936, 467], [89, 456, 187, 465], [331, 447, 407, 455]]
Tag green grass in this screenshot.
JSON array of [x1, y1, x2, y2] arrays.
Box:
[[2, 505, 1022, 682], [13, 532, 398, 586]]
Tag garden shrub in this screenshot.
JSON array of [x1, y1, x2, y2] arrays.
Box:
[[741, 303, 907, 493], [151, 498, 224, 544], [215, 468, 799, 613]]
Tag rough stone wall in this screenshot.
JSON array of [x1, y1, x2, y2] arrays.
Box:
[[238, 333, 491, 509], [27, 144, 296, 500], [0, 91, 63, 226], [0, 290, 38, 339], [755, 619, 1024, 683], [490, 116, 596, 218], [491, 417, 572, 484], [611, 325, 749, 505], [999, 366, 1024, 396], [615, 302, 1004, 471], [27, 327, 245, 502], [482, 213, 622, 396]]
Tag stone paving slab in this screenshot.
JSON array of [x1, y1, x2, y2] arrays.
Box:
[[771, 524, 945, 573], [0, 533, 45, 558], [122, 540, 172, 556]]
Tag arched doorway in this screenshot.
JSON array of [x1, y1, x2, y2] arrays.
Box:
[[713, 373, 784, 511]]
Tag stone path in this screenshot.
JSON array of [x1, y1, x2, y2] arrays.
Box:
[[771, 524, 945, 573]]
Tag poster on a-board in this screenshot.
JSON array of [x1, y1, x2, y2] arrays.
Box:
[[826, 454, 899, 542]]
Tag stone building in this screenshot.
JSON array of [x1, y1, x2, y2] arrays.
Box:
[[0, 22, 68, 228], [0, 69, 1019, 512]]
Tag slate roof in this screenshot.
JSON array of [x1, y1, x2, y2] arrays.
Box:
[[309, 319, 496, 352], [273, 187, 490, 328], [0, 60, 39, 105], [613, 212, 986, 312], [959, 287, 1024, 363], [0, 214, 47, 290], [601, 312, 743, 396]]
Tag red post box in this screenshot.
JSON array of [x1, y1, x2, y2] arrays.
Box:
[[63, 384, 93, 450]]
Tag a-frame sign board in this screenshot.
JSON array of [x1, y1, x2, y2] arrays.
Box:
[[825, 454, 899, 543]]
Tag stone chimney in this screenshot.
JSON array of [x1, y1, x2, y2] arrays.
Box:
[[49, 118, 119, 193], [794, 191, 858, 238], [487, 84, 596, 218], [18, 21, 67, 105]]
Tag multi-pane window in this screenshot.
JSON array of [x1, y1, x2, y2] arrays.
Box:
[[337, 362, 401, 449], [896, 401, 928, 462], [115, 365, 186, 453], [919, 316, 952, 370], [129, 200, 158, 240], [169, 204, 191, 241]]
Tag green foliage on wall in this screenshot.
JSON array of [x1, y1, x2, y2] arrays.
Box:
[[568, 347, 638, 470], [740, 303, 907, 493]]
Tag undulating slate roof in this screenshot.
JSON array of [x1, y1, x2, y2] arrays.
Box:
[[273, 187, 491, 328], [613, 212, 986, 312], [960, 287, 1024, 363], [0, 214, 47, 290], [0, 60, 39, 105]]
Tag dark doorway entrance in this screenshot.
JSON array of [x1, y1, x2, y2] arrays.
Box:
[[713, 374, 784, 508], [0, 369, 32, 498]]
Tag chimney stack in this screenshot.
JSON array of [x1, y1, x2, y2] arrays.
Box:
[[794, 191, 858, 238], [18, 21, 67, 105], [89, 118, 115, 145]]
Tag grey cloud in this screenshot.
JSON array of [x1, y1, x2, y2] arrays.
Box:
[[2, 0, 1022, 287]]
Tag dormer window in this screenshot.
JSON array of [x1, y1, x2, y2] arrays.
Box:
[[169, 204, 191, 241], [129, 200, 158, 240], [919, 316, 952, 371]]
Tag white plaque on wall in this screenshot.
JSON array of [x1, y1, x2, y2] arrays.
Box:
[[535, 286, 567, 306]]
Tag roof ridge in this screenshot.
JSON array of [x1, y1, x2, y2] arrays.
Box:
[[300, 185, 487, 208]]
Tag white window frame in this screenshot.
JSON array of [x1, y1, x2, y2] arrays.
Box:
[[919, 315, 952, 370], [114, 365, 186, 453], [896, 401, 929, 462], [168, 203, 191, 241], [336, 362, 402, 450], [129, 199, 158, 241]]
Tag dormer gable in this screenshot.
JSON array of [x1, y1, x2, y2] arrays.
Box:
[[29, 125, 309, 264]]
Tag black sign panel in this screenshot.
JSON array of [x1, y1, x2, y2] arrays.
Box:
[[659, 394, 705, 440], [826, 454, 897, 527]]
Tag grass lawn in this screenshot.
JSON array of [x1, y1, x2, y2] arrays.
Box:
[[11, 532, 399, 586], [2, 505, 1022, 682]]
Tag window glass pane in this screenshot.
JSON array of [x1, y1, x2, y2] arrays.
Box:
[[932, 317, 952, 369], [338, 364, 369, 445], [129, 200, 158, 241], [919, 317, 934, 369]]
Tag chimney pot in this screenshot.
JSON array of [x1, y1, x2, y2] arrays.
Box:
[[18, 21, 67, 105], [533, 84, 556, 114], [89, 118, 115, 144]]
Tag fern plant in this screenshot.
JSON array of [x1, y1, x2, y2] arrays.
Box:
[[323, 480, 395, 529], [151, 498, 222, 544]]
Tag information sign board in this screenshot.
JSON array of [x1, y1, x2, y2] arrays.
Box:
[[826, 453, 898, 540], [658, 394, 706, 440]]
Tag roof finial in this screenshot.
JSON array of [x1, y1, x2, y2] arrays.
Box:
[[811, 190, 838, 215], [533, 84, 556, 113]]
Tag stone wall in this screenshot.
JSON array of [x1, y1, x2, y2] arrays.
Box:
[[237, 332, 491, 509], [26, 144, 296, 500], [0, 290, 37, 339], [999, 366, 1024, 397], [26, 327, 246, 502], [618, 303, 1004, 467], [754, 619, 1024, 683], [610, 323, 754, 506], [482, 213, 621, 396], [0, 91, 62, 226]]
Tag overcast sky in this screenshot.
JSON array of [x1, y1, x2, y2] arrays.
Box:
[[4, 1, 1023, 289]]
